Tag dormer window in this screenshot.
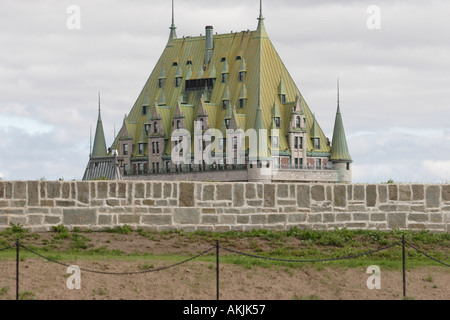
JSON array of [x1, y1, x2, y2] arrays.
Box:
[[221, 73, 228, 83], [186, 60, 192, 65], [296, 116, 301, 128], [236, 56, 242, 61], [238, 71, 245, 82], [222, 100, 230, 110], [280, 94, 287, 104], [138, 143, 146, 155], [275, 117, 281, 129], [225, 119, 231, 129], [175, 77, 182, 87], [221, 57, 226, 62], [172, 62, 178, 67], [158, 79, 165, 88], [144, 124, 151, 135], [313, 138, 321, 150], [142, 106, 149, 115], [177, 120, 181, 129], [154, 122, 158, 134], [239, 98, 246, 109], [272, 136, 279, 149]]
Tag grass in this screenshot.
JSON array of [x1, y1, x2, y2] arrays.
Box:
[[0, 226, 448, 271]]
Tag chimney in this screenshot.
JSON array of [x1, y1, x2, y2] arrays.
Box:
[[205, 26, 214, 65]]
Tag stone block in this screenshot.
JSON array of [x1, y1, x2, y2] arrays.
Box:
[[408, 213, 428, 222], [163, 183, 172, 199], [311, 185, 325, 202], [202, 184, 215, 201], [353, 185, 365, 201], [98, 214, 113, 225], [399, 185, 411, 201], [366, 185, 377, 207], [336, 213, 351, 222], [142, 215, 172, 225], [412, 184, 424, 201], [153, 183, 162, 198], [426, 185, 440, 208], [173, 208, 200, 224], [237, 215, 249, 224], [352, 213, 369, 221], [179, 182, 195, 207], [378, 185, 387, 203], [297, 185, 310, 208], [216, 184, 232, 201], [268, 213, 286, 224], [334, 185, 346, 208], [251, 214, 267, 224], [387, 212, 406, 229], [63, 208, 96, 225], [135, 183, 145, 199], [118, 214, 140, 224], [442, 185, 450, 202], [277, 184, 289, 198], [44, 215, 61, 225], [27, 181, 39, 206], [370, 213, 386, 221], [287, 213, 307, 223], [264, 184, 275, 207], [77, 182, 90, 204], [13, 181, 27, 200], [202, 215, 219, 224], [245, 183, 256, 199], [233, 183, 245, 207], [388, 185, 398, 201], [117, 182, 127, 198]]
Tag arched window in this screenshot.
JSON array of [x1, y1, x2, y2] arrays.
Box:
[[177, 120, 181, 129], [296, 116, 301, 128], [154, 122, 158, 133]]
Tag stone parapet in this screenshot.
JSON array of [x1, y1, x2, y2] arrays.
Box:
[[0, 181, 448, 233]]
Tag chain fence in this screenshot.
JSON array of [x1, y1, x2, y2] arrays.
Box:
[[0, 235, 448, 300]]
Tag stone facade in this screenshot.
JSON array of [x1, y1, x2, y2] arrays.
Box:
[[0, 181, 449, 233]]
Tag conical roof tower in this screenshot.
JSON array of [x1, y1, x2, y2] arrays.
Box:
[[330, 81, 352, 162], [91, 93, 108, 158]]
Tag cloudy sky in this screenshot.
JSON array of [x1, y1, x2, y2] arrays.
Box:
[[0, 0, 449, 183]]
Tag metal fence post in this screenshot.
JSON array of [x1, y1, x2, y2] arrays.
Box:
[[216, 240, 219, 301], [402, 235, 406, 299], [16, 239, 19, 301]]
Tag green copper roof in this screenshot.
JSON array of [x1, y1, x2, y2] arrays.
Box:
[[91, 98, 108, 158], [330, 105, 352, 162]]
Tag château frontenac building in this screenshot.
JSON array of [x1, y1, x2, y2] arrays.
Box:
[[83, 1, 352, 183]]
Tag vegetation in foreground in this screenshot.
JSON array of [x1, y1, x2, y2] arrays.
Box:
[[0, 223, 448, 270]]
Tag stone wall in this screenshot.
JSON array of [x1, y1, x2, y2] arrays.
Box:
[[0, 181, 449, 233]]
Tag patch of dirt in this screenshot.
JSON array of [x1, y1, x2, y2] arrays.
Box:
[[0, 232, 448, 300]]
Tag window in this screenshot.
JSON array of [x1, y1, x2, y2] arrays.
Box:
[[144, 124, 150, 135], [200, 118, 204, 130], [274, 157, 280, 169], [123, 164, 129, 174], [138, 163, 144, 174], [235, 56, 241, 61], [315, 158, 322, 170], [152, 142, 155, 154], [221, 73, 228, 83], [158, 79, 165, 88], [172, 62, 178, 67], [177, 120, 181, 129], [175, 77, 182, 87], [156, 142, 160, 154], [294, 137, 298, 149], [280, 94, 286, 104], [123, 144, 128, 156], [296, 116, 301, 128], [275, 117, 281, 129], [239, 99, 246, 109], [142, 106, 149, 115], [138, 143, 145, 155], [233, 136, 238, 150], [225, 119, 230, 129], [313, 138, 321, 150], [239, 72, 245, 82], [154, 122, 158, 134], [299, 137, 303, 149], [294, 158, 299, 169], [222, 100, 229, 110], [272, 136, 279, 149], [219, 138, 224, 150], [221, 57, 226, 62], [186, 60, 192, 65], [346, 163, 350, 170]]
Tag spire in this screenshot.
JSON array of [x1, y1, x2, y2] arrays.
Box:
[[167, 0, 177, 46], [330, 81, 352, 162], [91, 93, 108, 158], [255, 0, 268, 38]]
